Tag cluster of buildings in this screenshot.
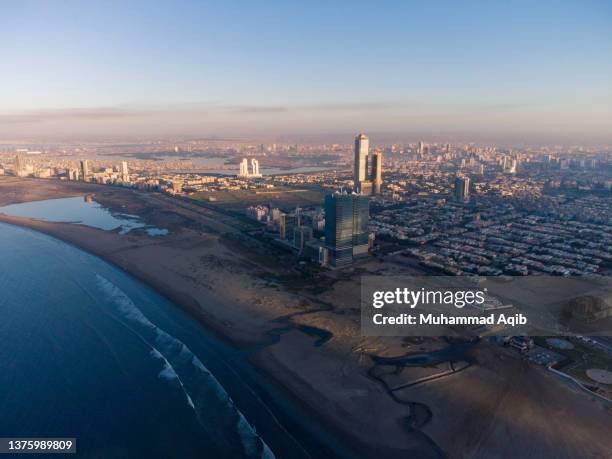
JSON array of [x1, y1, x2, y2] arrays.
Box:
[[67, 159, 131, 184], [243, 133, 383, 267], [374, 195, 612, 276], [238, 158, 262, 178], [4, 154, 132, 184], [245, 193, 374, 268], [3, 136, 610, 277]]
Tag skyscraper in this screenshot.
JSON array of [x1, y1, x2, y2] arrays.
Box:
[[67, 169, 79, 180], [120, 161, 129, 182], [239, 158, 249, 177], [80, 160, 90, 181], [293, 225, 313, 251], [354, 133, 369, 193], [279, 212, 298, 240], [238, 158, 262, 177], [324, 193, 370, 266], [351, 195, 370, 255], [14, 155, 27, 176], [454, 175, 471, 203], [251, 158, 261, 177], [370, 150, 383, 195]]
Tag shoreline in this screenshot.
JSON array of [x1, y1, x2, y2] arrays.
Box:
[[3, 179, 611, 459], [0, 215, 404, 459]]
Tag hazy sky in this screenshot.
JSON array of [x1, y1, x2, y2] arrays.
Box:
[[2, 0, 612, 142]]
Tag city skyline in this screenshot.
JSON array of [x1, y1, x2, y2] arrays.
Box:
[[2, 1, 612, 143]]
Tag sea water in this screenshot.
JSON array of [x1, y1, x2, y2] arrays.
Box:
[[0, 196, 167, 236], [0, 222, 276, 458]]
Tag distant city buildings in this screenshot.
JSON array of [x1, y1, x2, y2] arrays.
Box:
[[238, 158, 262, 178], [324, 192, 370, 267], [2, 138, 610, 277]]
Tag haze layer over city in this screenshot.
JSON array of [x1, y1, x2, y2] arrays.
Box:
[[0, 2, 611, 459]]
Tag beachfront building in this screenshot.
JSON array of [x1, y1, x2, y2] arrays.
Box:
[[324, 192, 370, 267]]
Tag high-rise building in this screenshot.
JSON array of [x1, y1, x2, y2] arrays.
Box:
[[354, 133, 369, 193], [120, 161, 130, 182], [80, 160, 90, 181], [351, 195, 370, 256], [14, 154, 27, 176], [293, 226, 313, 251], [324, 193, 370, 266], [67, 169, 80, 181], [238, 158, 262, 177], [353, 133, 382, 195], [239, 158, 249, 177], [417, 141, 425, 155], [370, 150, 383, 194], [454, 175, 471, 203], [251, 158, 261, 177], [279, 213, 298, 240], [505, 158, 518, 174], [171, 180, 183, 193]]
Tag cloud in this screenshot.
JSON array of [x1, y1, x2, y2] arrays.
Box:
[[1, 100, 610, 143], [0, 101, 421, 126], [219, 105, 288, 114], [0, 107, 161, 124]]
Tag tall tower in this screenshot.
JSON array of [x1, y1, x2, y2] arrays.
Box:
[[120, 161, 129, 182], [251, 158, 260, 177], [239, 158, 249, 177], [80, 160, 90, 181], [14, 154, 26, 175], [454, 175, 470, 203], [324, 193, 370, 266], [354, 133, 369, 193], [370, 150, 383, 194]]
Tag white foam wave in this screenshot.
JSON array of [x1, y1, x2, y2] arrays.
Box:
[[95, 274, 275, 459], [150, 349, 195, 408]]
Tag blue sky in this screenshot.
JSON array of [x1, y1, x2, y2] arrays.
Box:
[[2, 1, 611, 141]]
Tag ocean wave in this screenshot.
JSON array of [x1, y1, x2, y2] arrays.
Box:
[[150, 348, 196, 408], [95, 274, 275, 459]]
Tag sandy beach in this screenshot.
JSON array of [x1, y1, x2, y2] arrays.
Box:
[[1, 177, 610, 459]]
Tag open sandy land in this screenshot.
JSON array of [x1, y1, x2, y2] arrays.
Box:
[[1, 177, 610, 459]]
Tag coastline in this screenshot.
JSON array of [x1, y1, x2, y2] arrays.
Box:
[[2, 179, 612, 459], [0, 214, 424, 459]]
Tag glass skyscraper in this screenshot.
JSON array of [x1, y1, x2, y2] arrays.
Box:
[[324, 193, 370, 266]]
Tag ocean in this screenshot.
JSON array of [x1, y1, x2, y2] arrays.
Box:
[[0, 222, 307, 458]]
